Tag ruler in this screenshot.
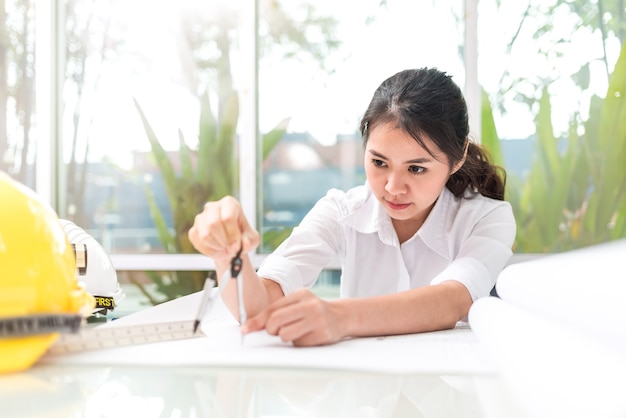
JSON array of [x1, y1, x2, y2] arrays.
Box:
[[46, 320, 205, 355]]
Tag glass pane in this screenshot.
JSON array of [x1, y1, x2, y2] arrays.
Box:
[[115, 267, 340, 317], [116, 270, 213, 315], [258, 0, 466, 251], [60, 0, 248, 257], [0, 0, 36, 188], [477, 0, 626, 252]]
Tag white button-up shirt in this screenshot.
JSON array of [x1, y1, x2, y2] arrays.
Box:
[[257, 183, 516, 302]]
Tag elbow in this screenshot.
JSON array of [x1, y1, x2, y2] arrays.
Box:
[[441, 310, 466, 330], [427, 303, 469, 332], [438, 281, 473, 328]]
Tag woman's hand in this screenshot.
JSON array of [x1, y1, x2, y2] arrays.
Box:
[[241, 289, 346, 347], [188, 196, 260, 262]]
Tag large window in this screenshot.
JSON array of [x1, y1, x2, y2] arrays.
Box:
[[2, 0, 622, 307]]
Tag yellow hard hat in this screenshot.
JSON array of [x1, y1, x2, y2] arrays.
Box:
[[0, 172, 95, 374]]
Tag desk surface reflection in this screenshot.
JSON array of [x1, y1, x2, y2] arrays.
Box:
[[1, 364, 522, 418]]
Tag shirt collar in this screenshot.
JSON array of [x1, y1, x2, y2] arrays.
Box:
[[339, 182, 398, 246], [416, 187, 454, 258], [339, 182, 457, 254]]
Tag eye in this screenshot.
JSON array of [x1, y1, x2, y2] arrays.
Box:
[[371, 158, 387, 168], [409, 165, 425, 175]]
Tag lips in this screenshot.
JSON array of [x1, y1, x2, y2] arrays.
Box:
[[385, 200, 411, 211]]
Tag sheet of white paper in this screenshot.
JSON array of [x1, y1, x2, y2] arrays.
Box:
[[496, 238, 626, 349], [470, 297, 626, 418], [471, 240, 626, 418], [40, 291, 496, 375]]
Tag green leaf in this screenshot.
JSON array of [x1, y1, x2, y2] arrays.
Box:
[[142, 182, 177, 253], [178, 129, 194, 180], [262, 117, 290, 160], [134, 98, 177, 208], [207, 92, 239, 199], [197, 92, 217, 183], [586, 42, 626, 237], [480, 88, 504, 168], [535, 87, 560, 181]]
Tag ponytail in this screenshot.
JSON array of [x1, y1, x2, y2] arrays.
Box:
[[446, 142, 506, 201]]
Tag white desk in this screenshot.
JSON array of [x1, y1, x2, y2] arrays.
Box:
[[0, 292, 524, 418]]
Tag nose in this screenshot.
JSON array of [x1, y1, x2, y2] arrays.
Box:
[[384, 171, 408, 195]]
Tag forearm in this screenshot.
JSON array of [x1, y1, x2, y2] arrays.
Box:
[[216, 254, 284, 321], [331, 280, 472, 339]]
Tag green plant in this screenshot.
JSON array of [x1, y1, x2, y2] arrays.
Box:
[[133, 91, 289, 304], [481, 43, 626, 253]]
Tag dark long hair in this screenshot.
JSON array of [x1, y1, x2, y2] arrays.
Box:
[[359, 68, 506, 201]]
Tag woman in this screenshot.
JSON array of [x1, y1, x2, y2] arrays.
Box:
[[188, 68, 516, 346]]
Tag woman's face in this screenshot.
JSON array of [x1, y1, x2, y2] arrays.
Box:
[[364, 122, 461, 236]]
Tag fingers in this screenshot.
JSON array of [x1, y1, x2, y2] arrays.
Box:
[[242, 290, 340, 346], [240, 309, 268, 334], [242, 302, 313, 343], [188, 196, 259, 259], [242, 297, 309, 335], [236, 207, 260, 254], [216, 198, 246, 254]]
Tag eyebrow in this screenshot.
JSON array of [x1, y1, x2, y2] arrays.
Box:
[[368, 149, 433, 164]]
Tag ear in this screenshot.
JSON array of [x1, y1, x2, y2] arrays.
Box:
[[451, 139, 469, 174]]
